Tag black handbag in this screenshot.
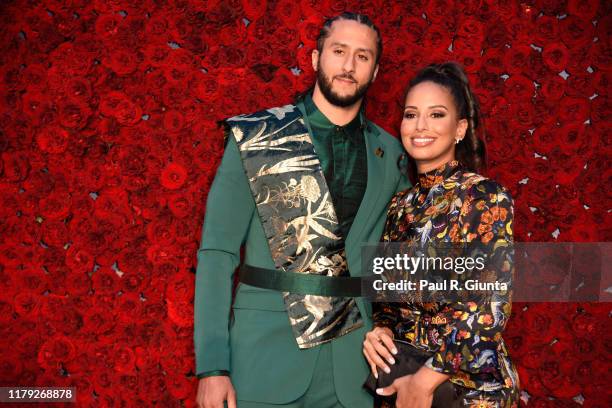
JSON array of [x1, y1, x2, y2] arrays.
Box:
[[363, 340, 467, 408]]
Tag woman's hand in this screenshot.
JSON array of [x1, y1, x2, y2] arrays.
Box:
[[376, 366, 449, 408], [362, 326, 397, 378]]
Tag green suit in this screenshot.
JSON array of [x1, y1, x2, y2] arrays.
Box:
[[194, 98, 410, 406]]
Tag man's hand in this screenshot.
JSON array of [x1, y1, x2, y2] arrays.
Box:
[[196, 376, 237, 408]]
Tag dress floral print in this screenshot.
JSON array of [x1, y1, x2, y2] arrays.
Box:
[[374, 160, 520, 408]]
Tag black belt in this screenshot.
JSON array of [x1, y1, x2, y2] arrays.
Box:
[[238, 264, 363, 297]]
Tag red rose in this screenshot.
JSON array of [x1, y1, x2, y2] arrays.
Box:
[[568, 0, 600, 19], [40, 219, 69, 247], [91, 266, 121, 295], [247, 14, 281, 43], [62, 269, 92, 297], [114, 144, 149, 176], [486, 121, 527, 161], [94, 13, 123, 39], [557, 122, 589, 154], [590, 96, 610, 122], [160, 162, 188, 190], [536, 0, 566, 16], [542, 42, 569, 72], [526, 156, 553, 183], [455, 50, 483, 74], [509, 102, 536, 129], [13, 292, 41, 317], [566, 44, 593, 74], [457, 16, 485, 40], [112, 344, 136, 374], [37, 335, 76, 369], [422, 26, 453, 55], [103, 45, 141, 75], [590, 41, 612, 72], [246, 42, 274, 68], [121, 272, 148, 296], [480, 48, 505, 75], [535, 15, 559, 44], [501, 45, 533, 76], [592, 70, 609, 94], [484, 20, 509, 48], [167, 192, 192, 219], [274, 0, 302, 25], [506, 17, 535, 43], [539, 75, 566, 101], [167, 299, 192, 328], [38, 189, 72, 221], [99, 91, 142, 126], [453, 35, 482, 56], [400, 16, 428, 43], [558, 96, 590, 123], [297, 14, 324, 48], [551, 148, 586, 184], [424, 0, 453, 23], [36, 125, 70, 154], [504, 74, 535, 101], [242, 0, 267, 20], [143, 43, 171, 67], [22, 88, 50, 120], [531, 96, 559, 126], [82, 308, 115, 335], [559, 15, 595, 49], [166, 373, 193, 400]]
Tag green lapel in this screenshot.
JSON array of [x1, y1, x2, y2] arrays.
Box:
[[345, 123, 386, 268]]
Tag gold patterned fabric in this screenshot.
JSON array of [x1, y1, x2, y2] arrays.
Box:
[[226, 104, 362, 348]]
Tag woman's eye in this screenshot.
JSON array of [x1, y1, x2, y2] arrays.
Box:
[[404, 112, 416, 119], [431, 112, 445, 118]]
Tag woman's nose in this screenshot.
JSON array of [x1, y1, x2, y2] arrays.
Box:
[[416, 114, 428, 131]]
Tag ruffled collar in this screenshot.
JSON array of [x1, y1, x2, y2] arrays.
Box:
[[417, 160, 460, 189]]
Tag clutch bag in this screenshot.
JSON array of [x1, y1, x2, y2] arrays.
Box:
[[363, 340, 466, 407]]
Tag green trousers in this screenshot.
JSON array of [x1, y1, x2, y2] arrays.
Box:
[[236, 342, 345, 408]]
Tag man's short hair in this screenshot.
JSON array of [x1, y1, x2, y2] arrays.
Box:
[[316, 12, 383, 65]]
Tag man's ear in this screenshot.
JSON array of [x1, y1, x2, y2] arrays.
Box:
[[311, 49, 319, 72], [372, 64, 379, 82]]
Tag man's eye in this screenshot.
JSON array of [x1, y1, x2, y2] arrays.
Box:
[[358, 54, 369, 61], [334, 49, 344, 55]]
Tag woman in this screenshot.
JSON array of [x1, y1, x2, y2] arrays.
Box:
[[362, 62, 519, 408]]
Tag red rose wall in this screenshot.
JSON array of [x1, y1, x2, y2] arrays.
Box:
[[0, 0, 610, 406]]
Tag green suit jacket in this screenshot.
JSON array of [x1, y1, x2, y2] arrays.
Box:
[[194, 99, 411, 405]]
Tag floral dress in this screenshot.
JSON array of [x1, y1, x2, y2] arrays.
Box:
[[374, 160, 520, 408]]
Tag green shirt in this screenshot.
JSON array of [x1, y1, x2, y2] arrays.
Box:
[[303, 94, 368, 239]]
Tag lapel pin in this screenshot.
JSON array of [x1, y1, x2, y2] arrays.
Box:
[[375, 147, 384, 158]]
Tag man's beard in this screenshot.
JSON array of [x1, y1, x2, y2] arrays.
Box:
[[316, 65, 373, 108]]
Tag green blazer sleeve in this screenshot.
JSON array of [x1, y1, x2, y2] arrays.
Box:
[[194, 134, 254, 376]]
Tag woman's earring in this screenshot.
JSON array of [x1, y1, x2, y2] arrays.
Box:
[[455, 139, 460, 144]]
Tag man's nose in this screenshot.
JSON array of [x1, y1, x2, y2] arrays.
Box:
[[342, 54, 355, 74]]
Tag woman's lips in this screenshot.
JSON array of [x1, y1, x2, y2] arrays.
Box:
[[411, 136, 436, 147]]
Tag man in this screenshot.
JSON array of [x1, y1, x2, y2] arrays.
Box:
[[195, 12, 410, 408]]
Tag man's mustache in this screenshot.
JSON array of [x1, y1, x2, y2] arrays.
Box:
[[334, 74, 356, 82]]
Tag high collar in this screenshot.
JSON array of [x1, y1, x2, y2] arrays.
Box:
[[302, 92, 366, 135], [417, 160, 460, 189]]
